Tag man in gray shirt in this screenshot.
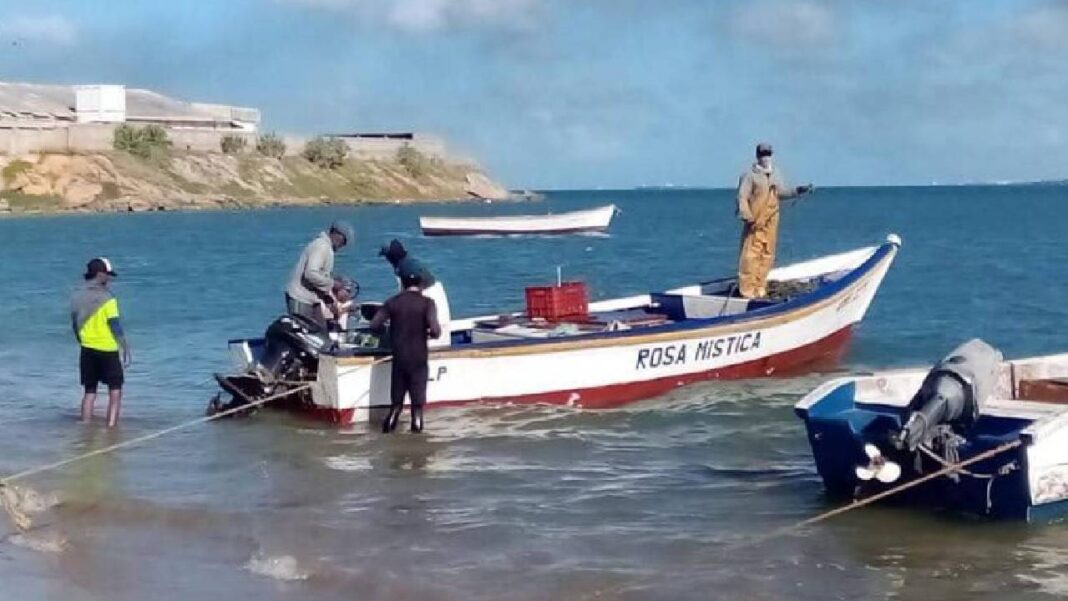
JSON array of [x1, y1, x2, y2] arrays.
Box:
[[285, 221, 355, 327]]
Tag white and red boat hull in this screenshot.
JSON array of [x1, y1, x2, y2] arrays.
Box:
[[306, 237, 900, 424]]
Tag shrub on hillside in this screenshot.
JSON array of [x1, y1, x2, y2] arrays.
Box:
[[221, 134, 248, 155], [113, 124, 172, 161], [302, 136, 348, 169], [396, 143, 431, 179], [256, 133, 286, 159]]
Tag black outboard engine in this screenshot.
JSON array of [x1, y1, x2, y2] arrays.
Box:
[[894, 339, 1003, 452], [258, 314, 332, 383]]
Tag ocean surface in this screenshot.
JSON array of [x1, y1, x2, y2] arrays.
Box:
[[2, 186, 1068, 600]]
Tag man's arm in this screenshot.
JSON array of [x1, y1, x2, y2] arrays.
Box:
[[775, 172, 813, 200], [426, 299, 442, 340], [369, 302, 390, 334], [108, 317, 131, 366], [737, 173, 754, 221], [302, 241, 337, 300]]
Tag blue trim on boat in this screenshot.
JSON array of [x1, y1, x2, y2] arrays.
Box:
[[439, 241, 897, 353]]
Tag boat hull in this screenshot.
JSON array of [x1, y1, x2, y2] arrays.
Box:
[[307, 239, 899, 425], [419, 204, 616, 236], [315, 325, 854, 424], [795, 352, 1068, 521]]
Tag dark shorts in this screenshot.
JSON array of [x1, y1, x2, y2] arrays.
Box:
[[390, 361, 429, 407], [80, 347, 124, 391]]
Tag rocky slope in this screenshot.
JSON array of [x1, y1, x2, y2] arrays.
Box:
[[0, 151, 509, 214]]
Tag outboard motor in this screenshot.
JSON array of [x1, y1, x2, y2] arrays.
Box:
[[258, 314, 332, 382], [894, 339, 1003, 451]]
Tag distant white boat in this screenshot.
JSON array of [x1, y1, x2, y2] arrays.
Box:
[[419, 204, 617, 237]]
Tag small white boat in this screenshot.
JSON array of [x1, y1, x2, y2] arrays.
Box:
[[796, 340, 1068, 521], [419, 204, 617, 236], [215, 234, 901, 427]]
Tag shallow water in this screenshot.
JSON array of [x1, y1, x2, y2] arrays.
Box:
[[2, 186, 1068, 600]]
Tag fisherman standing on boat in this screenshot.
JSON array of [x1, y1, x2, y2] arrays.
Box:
[[379, 239, 451, 347], [71, 257, 129, 427], [736, 143, 813, 298], [285, 221, 355, 328], [370, 268, 442, 433]]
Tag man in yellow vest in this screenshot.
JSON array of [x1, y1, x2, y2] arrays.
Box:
[[71, 257, 130, 427], [736, 143, 813, 298]]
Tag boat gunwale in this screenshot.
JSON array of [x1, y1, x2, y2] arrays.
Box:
[[418, 204, 617, 229], [335, 238, 899, 364]]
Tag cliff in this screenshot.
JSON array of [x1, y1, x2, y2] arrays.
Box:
[[0, 151, 509, 214]]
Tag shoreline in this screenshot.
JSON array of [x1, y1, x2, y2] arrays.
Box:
[[0, 150, 513, 217], [0, 193, 534, 219]]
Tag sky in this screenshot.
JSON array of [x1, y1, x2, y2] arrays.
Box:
[[0, 0, 1065, 189]]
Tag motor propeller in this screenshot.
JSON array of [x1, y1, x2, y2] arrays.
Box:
[[855, 443, 902, 484]]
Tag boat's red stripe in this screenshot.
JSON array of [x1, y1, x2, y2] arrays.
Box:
[[308, 325, 854, 423]]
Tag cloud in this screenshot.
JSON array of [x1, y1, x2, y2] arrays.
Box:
[[0, 15, 77, 46], [727, 0, 836, 49], [1013, 1, 1068, 50], [279, 0, 542, 32]]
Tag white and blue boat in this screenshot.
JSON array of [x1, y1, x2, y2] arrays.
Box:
[[796, 339, 1068, 521]]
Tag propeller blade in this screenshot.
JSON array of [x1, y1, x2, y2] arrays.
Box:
[[875, 461, 902, 484], [855, 465, 877, 481], [864, 443, 881, 460]]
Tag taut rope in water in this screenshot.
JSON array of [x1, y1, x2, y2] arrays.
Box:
[[579, 438, 1024, 601], [742, 439, 1023, 550], [0, 383, 313, 532]]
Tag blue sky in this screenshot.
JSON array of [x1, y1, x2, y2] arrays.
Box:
[[0, 0, 1066, 188]]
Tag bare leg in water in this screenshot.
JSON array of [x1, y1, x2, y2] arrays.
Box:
[[80, 389, 97, 422], [106, 388, 122, 427]]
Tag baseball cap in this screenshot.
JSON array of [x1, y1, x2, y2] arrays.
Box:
[[330, 220, 355, 244], [756, 143, 773, 157], [84, 257, 117, 280]]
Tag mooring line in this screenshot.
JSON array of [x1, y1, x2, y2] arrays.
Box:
[[737, 439, 1023, 551], [579, 439, 1024, 601], [0, 383, 313, 532]]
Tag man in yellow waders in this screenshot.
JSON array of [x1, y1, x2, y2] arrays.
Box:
[[736, 143, 813, 298]]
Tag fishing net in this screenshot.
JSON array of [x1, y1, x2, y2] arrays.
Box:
[[766, 279, 820, 300], [0, 483, 33, 532]]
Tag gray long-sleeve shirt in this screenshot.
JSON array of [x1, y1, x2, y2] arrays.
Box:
[[736, 164, 799, 221], [286, 232, 335, 304]]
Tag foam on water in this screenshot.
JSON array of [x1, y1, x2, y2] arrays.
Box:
[[9, 531, 68, 554], [246, 553, 312, 581]]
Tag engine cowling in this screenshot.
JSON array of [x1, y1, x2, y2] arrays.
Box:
[[894, 339, 1003, 451]]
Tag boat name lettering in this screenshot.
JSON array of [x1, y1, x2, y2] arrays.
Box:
[[428, 366, 448, 382], [635, 332, 762, 370]]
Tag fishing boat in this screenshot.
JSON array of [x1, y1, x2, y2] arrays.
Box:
[[796, 339, 1068, 521], [419, 204, 617, 236], [214, 234, 900, 426]]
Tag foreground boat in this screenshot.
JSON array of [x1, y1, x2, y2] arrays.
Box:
[[419, 204, 617, 236], [215, 234, 900, 426], [796, 339, 1068, 521]]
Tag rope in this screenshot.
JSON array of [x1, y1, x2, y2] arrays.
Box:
[[733, 439, 1022, 551], [0, 383, 311, 486]]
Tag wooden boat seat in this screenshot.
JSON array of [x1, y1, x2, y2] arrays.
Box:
[[1017, 379, 1068, 404]]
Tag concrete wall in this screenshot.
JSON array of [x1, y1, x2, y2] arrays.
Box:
[[168, 129, 255, 153], [0, 126, 71, 155], [0, 123, 255, 155], [0, 125, 451, 160], [278, 134, 447, 159]]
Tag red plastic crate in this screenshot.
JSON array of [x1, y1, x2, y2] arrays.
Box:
[[525, 281, 588, 320]]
